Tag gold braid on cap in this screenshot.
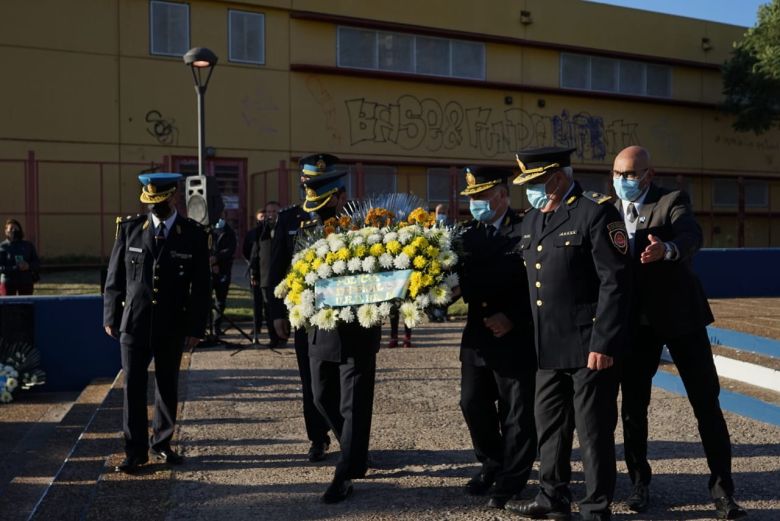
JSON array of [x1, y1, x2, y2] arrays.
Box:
[[515, 155, 560, 175], [302, 186, 339, 212], [139, 185, 176, 204]]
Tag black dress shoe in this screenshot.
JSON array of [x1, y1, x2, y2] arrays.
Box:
[[504, 498, 571, 520], [625, 483, 650, 512], [321, 479, 353, 504], [464, 470, 496, 496], [308, 440, 330, 462], [714, 496, 748, 519], [150, 447, 184, 465], [487, 493, 522, 509], [115, 454, 149, 473]]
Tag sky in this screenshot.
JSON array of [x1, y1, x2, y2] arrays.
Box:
[[586, 0, 768, 28]]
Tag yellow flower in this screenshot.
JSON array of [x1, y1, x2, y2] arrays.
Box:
[[421, 274, 434, 287], [386, 240, 402, 254], [312, 258, 323, 270], [428, 260, 441, 276], [336, 247, 351, 261], [289, 291, 302, 305], [369, 243, 385, 257], [291, 280, 305, 294], [413, 255, 427, 269], [412, 236, 429, 249], [325, 252, 337, 265], [402, 245, 417, 258], [425, 246, 440, 258], [354, 244, 368, 258], [293, 260, 309, 275], [304, 250, 316, 263]]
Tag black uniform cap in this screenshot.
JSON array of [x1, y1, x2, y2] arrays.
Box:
[[513, 147, 576, 186], [460, 166, 515, 196]]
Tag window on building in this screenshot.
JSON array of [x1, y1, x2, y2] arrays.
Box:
[[712, 179, 768, 208], [228, 10, 265, 65], [712, 179, 737, 207], [427, 168, 466, 202], [150, 1, 190, 57], [337, 27, 485, 80], [363, 166, 397, 196], [560, 53, 671, 98], [745, 180, 769, 208]]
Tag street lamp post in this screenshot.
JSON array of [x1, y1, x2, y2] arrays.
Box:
[[183, 47, 218, 177]]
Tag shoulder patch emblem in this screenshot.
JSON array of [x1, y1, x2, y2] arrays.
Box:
[[583, 191, 613, 205], [607, 221, 628, 255]]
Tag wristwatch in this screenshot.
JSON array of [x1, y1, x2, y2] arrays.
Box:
[[663, 241, 674, 261]]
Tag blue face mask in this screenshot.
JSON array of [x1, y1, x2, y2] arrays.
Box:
[[525, 183, 549, 210], [215, 218, 226, 229], [613, 176, 645, 202], [469, 199, 495, 222]]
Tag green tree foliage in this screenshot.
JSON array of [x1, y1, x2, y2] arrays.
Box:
[[722, 0, 780, 134]]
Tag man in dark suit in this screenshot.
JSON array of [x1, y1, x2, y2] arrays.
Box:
[[211, 217, 236, 335], [244, 208, 266, 341], [267, 156, 342, 466], [103, 173, 210, 473], [454, 166, 537, 510], [250, 202, 282, 346], [506, 147, 632, 521], [612, 146, 747, 520]]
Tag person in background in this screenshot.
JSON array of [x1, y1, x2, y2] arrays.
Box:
[[0, 219, 40, 296], [250, 201, 282, 347], [211, 216, 237, 335], [612, 146, 747, 520], [244, 208, 266, 342], [387, 305, 413, 347]]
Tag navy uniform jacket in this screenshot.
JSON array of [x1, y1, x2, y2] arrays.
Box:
[[212, 223, 237, 275], [103, 213, 211, 340], [267, 205, 381, 362], [616, 183, 713, 338], [520, 182, 632, 370], [249, 221, 274, 288], [457, 208, 536, 368]]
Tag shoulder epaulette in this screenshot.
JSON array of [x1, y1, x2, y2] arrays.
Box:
[[582, 191, 612, 205], [114, 214, 144, 238]]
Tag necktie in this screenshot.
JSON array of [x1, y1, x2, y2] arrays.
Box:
[[155, 222, 166, 253], [486, 225, 497, 239], [542, 211, 553, 229], [627, 203, 638, 223]]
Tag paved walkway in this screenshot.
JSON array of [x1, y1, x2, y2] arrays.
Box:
[[86, 320, 780, 521]]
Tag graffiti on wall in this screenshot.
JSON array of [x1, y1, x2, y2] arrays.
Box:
[[714, 134, 779, 153], [240, 85, 280, 135], [307, 77, 343, 145], [344, 95, 640, 160], [145, 110, 179, 145]]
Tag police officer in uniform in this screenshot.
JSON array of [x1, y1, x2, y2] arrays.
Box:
[[103, 173, 210, 473], [505, 148, 632, 521], [249, 202, 282, 347], [454, 166, 537, 509], [612, 146, 747, 519], [267, 155, 341, 464]]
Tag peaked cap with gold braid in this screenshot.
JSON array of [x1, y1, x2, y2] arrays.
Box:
[[298, 153, 347, 212], [138, 173, 183, 204], [460, 166, 515, 196], [512, 147, 576, 186]]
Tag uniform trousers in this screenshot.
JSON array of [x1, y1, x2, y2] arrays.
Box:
[[120, 332, 183, 457], [310, 352, 377, 481], [534, 366, 619, 518], [250, 283, 264, 332], [293, 328, 331, 444], [260, 288, 279, 344], [460, 361, 536, 493], [620, 325, 733, 498]]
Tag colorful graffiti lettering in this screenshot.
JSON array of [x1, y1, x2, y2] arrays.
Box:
[[345, 96, 640, 160]]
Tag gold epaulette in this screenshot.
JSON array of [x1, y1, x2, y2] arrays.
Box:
[[582, 191, 612, 205], [114, 214, 143, 238]]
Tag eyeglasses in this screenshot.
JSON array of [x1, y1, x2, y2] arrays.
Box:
[[611, 168, 649, 181]]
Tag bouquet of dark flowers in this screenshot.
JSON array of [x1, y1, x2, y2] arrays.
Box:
[[0, 339, 46, 403]]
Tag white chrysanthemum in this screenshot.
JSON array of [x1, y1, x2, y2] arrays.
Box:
[[299, 300, 315, 319], [291, 252, 303, 265], [338, 307, 355, 323], [383, 231, 398, 244], [0, 391, 12, 403], [400, 302, 422, 328], [393, 253, 410, 269], [431, 284, 452, 305], [378, 253, 394, 269], [313, 238, 328, 250], [350, 235, 365, 246], [414, 294, 431, 309], [299, 289, 315, 306], [439, 251, 457, 269], [317, 263, 333, 279], [305, 272, 318, 285], [289, 305, 307, 329], [361, 256, 377, 273], [5, 377, 17, 392], [367, 233, 382, 245], [312, 308, 338, 330], [329, 238, 346, 252], [444, 272, 460, 288], [274, 281, 289, 298], [357, 304, 380, 328], [332, 260, 346, 274], [362, 226, 379, 236], [378, 301, 393, 318], [316, 245, 330, 257], [398, 229, 413, 244], [347, 257, 362, 272]]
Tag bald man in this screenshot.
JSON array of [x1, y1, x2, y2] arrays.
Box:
[[611, 146, 746, 520]]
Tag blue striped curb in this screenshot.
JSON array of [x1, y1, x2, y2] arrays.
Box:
[[707, 326, 780, 360], [653, 370, 780, 427]]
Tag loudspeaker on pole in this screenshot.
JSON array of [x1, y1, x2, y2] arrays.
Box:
[[185, 175, 224, 225]]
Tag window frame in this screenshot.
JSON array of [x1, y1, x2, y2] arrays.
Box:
[[559, 52, 672, 98], [227, 9, 266, 65], [149, 0, 191, 58]]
